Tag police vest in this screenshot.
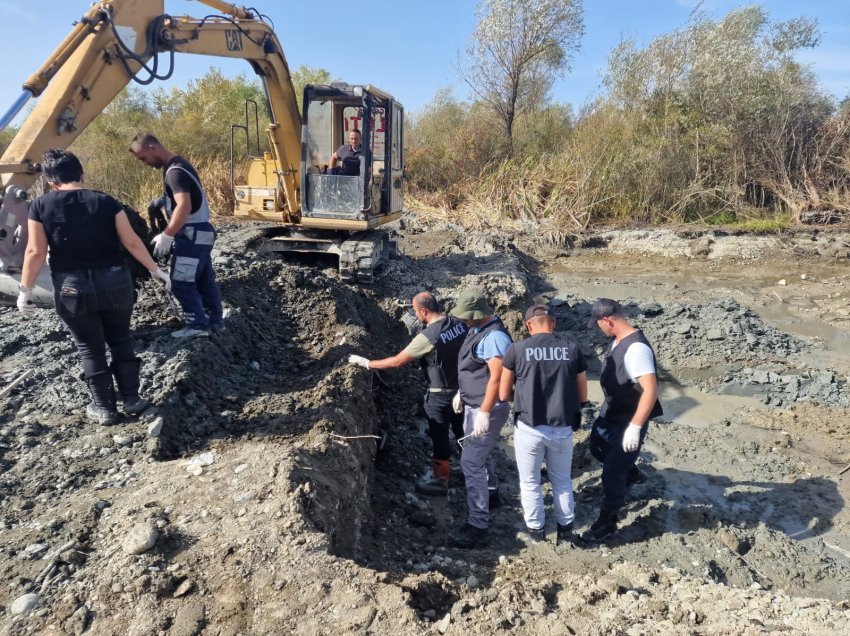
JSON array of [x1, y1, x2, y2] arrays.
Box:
[[420, 316, 468, 389], [599, 329, 664, 426], [458, 317, 511, 409], [510, 333, 584, 427]]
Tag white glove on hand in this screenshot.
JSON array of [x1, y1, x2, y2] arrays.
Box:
[[16, 286, 35, 316], [452, 392, 463, 414], [622, 423, 642, 453], [150, 267, 172, 292], [151, 233, 174, 258], [473, 410, 490, 437], [348, 354, 370, 369]]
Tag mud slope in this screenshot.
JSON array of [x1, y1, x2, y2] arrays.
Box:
[[0, 218, 848, 635]]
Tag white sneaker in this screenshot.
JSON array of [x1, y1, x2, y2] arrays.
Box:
[[172, 327, 210, 339]]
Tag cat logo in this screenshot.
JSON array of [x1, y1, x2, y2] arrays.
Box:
[[225, 30, 243, 51]]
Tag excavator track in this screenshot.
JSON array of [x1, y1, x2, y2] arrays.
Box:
[[338, 231, 392, 284]]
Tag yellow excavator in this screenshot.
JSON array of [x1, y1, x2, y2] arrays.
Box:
[[0, 0, 403, 305]]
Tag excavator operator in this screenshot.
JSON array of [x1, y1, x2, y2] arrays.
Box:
[[129, 133, 224, 338], [328, 129, 362, 176]]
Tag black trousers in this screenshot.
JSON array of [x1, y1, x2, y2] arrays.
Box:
[[52, 266, 136, 378], [423, 389, 465, 461], [589, 416, 649, 510]]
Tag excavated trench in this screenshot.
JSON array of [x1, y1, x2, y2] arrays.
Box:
[[2, 221, 850, 634]]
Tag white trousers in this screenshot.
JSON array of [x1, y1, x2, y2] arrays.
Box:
[[514, 420, 575, 529]]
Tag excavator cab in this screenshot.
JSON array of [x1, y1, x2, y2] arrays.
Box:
[[301, 83, 403, 223]]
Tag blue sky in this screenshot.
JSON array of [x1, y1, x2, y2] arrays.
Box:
[[0, 0, 848, 120]]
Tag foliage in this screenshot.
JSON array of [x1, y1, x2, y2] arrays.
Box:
[[460, 0, 584, 150], [290, 65, 333, 112]]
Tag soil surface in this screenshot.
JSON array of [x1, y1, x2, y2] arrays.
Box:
[[1, 219, 849, 635]]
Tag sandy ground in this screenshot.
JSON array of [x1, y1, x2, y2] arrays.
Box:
[[0, 218, 848, 635]]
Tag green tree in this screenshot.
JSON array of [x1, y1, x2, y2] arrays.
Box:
[[290, 65, 332, 112], [460, 0, 584, 151]]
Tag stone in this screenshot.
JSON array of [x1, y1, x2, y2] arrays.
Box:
[[173, 579, 195, 598], [187, 464, 204, 476], [65, 605, 90, 635], [171, 602, 205, 636], [674, 322, 693, 335], [234, 463, 248, 474], [112, 434, 133, 446], [122, 523, 159, 555], [706, 328, 724, 341], [11, 593, 39, 615], [24, 543, 49, 558], [437, 613, 452, 633], [777, 279, 787, 286], [187, 452, 215, 468], [466, 575, 480, 588], [147, 417, 163, 437]]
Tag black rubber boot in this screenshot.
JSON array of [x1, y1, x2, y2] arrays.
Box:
[[448, 523, 489, 549], [556, 523, 574, 545], [85, 372, 118, 425], [525, 527, 546, 543], [112, 358, 149, 415], [627, 465, 647, 486], [488, 489, 502, 510], [580, 507, 618, 544]]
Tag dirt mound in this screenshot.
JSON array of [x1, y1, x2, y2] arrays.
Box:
[[1, 219, 849, 635]]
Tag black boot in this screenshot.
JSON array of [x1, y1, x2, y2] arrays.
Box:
[[626, 465, 647, 486], [448, 523, 489, 549], [556, 523, 574, 545], [488, 489, 502, 510], [112, 358, 149, 415], [85, 372, 118, 425], [580, 507, 618, 544]]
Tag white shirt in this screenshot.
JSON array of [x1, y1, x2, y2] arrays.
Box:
[[611, 341, 656, 381]]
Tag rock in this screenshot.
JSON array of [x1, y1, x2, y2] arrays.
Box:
[[423, 609, 437, 619], [112, 434, 133, 446], [187, 464, 204, 476], [466, 575, 479, 588], [147, 417, 163, 437], [597, 575, 631, 595], [173, 579, 195, 598], [777, 279, 787, 286], [437, 613, 452, 633], [65, 605, 90, 635], [187, 452, 215, 468], [706, 328, 724, 341], [673, 322, 693, 335], [234, 463, 248, 474], [171, 602, 205, 636], [24, 543, 49, 558], [11, 593, 39, 615], [122, 523, 159, 555]]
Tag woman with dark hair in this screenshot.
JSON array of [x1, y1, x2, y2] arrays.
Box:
[[16, 149, 171, 425]]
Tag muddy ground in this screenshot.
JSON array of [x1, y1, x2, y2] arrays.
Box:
[[0, 219, 849, 635]]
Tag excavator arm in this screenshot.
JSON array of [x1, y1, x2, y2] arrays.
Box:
[[0, 0, 301, 280]]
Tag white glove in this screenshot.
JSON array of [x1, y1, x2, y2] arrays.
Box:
[[348, 354, 370, 369], [149, 267, 172, 292], [622, 423, 642, 453], [452, 392, 463, 414], [151, 233, 174, 258], [17, 286, 35, 316], [473, 410, 490, 437]]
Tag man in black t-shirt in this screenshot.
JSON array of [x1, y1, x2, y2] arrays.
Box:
[[348, 292, 467, 495], [328, 129, 362, 176], [500, 304, 588, 545], [130, 133, 223, 338]]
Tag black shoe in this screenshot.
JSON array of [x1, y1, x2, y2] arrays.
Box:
[[121, 396, 150, 416], [525, 527, 546, 543], [627, 465, 647, 486], [86, 402, 118, 426], [556, 523, 574, 545], [415, 478, 448, 497], [448, 523, 489, 549], [488, 490, 502, 510], [580, 508, 618, 544]]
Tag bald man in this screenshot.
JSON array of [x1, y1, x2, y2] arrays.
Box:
[[349, 292, 468, 495]]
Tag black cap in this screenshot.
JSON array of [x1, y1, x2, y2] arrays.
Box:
[[587, 298, 623, 327], [524, 304, 550, 321]]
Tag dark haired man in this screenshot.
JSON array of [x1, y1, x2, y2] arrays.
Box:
[[582, 298, 663, 543], [349, 291, 467, 495], [500, 304, 587, 544], [18, 149, 170, 423], [129, 133, 223, 338], [329, 129, 362, 175]]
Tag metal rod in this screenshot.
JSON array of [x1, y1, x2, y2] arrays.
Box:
[[0, 368, 33, 399], [0, 91, 33, 132]]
